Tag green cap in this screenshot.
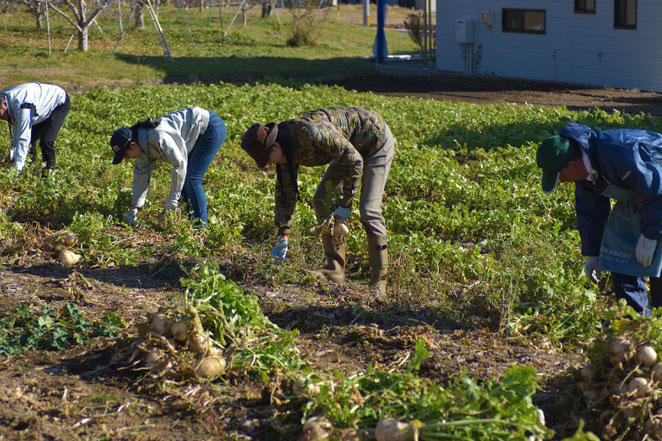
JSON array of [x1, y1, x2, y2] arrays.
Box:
[[536, 135, 573, 193]]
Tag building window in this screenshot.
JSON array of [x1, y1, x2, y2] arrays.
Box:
[[575, 0, 596, 13], [614, 0, 636, 28], [502, 9, 546, 34]]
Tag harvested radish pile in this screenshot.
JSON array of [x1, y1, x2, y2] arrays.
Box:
[[116, 262, 303, 383], [577, 310, 662, 440]]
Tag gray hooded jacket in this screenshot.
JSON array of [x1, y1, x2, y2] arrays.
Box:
[[132, 107, 210, 210]]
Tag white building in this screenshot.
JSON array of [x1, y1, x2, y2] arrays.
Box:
[[435, 0, 662, 91]]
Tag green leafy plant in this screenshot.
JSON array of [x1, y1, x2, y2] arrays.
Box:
[[181, 262, 304, 382], [303, 339, 552, 440], [0, 303, 123, 355]]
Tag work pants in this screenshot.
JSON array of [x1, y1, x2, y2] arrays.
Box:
[[312, 124, 395, 237], [180, 111, 226, 224], [31, 94, 70, 169], [612, 272, 662, 317]]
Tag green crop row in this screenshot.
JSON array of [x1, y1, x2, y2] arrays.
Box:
[[1, 82, 659, 345]]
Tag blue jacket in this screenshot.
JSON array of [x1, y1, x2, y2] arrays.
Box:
[[560, 123, 662, 256]]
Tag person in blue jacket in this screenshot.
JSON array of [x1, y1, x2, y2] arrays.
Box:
[[536, 122, 662, 316]]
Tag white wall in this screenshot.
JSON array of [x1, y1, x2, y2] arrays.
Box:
[[435, 0, 662, 91]]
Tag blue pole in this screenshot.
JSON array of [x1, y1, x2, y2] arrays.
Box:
[[373, 0, 388, 62]]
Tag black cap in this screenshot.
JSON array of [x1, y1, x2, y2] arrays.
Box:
[[110, 127, 133, 164]]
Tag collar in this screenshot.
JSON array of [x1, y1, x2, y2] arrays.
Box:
[[582, 151, 597, 182]]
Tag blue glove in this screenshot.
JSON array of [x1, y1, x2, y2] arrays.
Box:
[[270, 235, 289, 262], [332, 205, 350, 221], [125, 208, 139, 226]]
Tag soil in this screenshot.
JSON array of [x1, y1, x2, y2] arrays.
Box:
[[0, 234, 586, 441], [328, 71, 662, 117], [2, 72, 655, 441]]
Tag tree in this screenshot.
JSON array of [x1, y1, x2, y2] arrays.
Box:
[[19, 0, 46, 28], [48, 0, 111, 51]]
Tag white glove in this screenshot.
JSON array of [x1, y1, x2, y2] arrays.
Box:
[[125, 208, 139, 226], [583, 256, 601, 284], [636, 234, 658, 268], [270, 235, 289, 263], [332, 205, 350, 221]]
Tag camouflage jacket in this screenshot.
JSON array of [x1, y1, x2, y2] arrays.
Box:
[[274, 106, 389, 234]]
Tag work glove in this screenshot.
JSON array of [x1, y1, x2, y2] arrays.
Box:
[[125, 208, 139, 226], [583, 256, 601, 284], [270, 235, 289, 263], [332, 205, 350, 222], [636, 234, 658, 268]]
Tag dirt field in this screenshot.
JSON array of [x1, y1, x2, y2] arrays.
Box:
[[2, 73, 658, 441], [330, 72, 662, 117]]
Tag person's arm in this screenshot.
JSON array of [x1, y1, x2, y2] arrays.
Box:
[[11, 105, 33, 171], [158, 132, 187, 211], [274, 163, 300, 235], [575, 181, 611, 256], [131, 156, 153, 209]]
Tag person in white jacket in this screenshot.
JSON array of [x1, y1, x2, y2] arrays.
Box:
[[109, 107, 226, 225], [0, 82, 70, 173]]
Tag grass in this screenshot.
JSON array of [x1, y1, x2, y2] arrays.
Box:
[[0, 3, 419, 88]]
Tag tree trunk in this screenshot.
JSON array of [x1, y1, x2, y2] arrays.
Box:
[[35, 2, 43, 28], [78, 25, 88, 51], [135, 2, 145, 29], [261, 2, 272, 17]]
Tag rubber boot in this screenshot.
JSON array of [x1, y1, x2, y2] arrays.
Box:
[[313, 233, 345, 283], [367, 235, 388, 298]]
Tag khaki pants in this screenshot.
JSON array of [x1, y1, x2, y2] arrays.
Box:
[[312, 124, 395, 237]]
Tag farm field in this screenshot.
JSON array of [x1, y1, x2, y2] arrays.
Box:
[[2, 3, 662, 441]]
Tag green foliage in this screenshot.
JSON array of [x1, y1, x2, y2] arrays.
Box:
[[2, 81, 659, 347], [304, 347, 552, 440], [181, 262, 303, 382], [0, 303, 124, 355]]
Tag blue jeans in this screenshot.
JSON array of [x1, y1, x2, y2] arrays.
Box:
[[612, 272, 662, 317], [181, 111, 226, 223]]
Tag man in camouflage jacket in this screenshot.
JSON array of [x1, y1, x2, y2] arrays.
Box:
[[241, 106, 395, 297]]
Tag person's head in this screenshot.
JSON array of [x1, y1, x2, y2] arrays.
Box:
[[240, 123, 281, 168], [110, 127, 143, 164], [0, 99, 9, 121], [536, 135, 585, 193], [110, 118, 159, 164]]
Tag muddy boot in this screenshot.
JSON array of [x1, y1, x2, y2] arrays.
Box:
[[367, 235, 388, 298], [313, 233, 345, 283]]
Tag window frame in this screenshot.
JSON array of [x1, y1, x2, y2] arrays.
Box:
[[502, 9, 546, 34], [614, 0, 637, 29], [575, 0, 596, 14]]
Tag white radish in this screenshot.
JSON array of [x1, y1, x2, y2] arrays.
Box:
[[170, 322, 189, 342], [628, 376, 651, 398], [63, 232, 78, 246], [333, 221, 349, 237], [190, 332, 222, 356], [637, 345, 658, 366], [653, 363, 662, 382], [150, 313, 170, 335], [59, 249, 81, 267], [302, 417, 333, 441], [375, 418, 414, 441], [607, 337, 631, 363], [293, 377, 321, 397], [196, 357, 226, 379]]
